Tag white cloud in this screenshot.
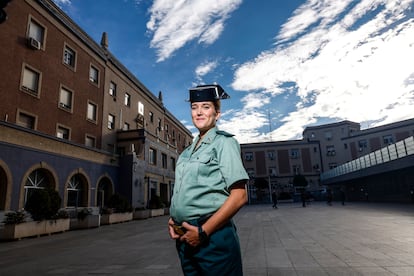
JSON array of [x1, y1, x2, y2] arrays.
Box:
[[195, 60, 218, 81], [231, 0, 414, 143], [147, 0, 242, 62]]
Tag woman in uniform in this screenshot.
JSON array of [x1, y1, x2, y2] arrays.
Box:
[[168, 84, 249, 275]]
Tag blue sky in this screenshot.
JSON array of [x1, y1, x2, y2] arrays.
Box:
[[53, 0, 414, 143]]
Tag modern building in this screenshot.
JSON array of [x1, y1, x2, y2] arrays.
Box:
[[0, 0, 192, 212], [241, 118, 414, 203]]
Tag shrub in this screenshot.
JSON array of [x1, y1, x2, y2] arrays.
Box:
[[25, 188, 62, 221], [149, 195, 165, 209], [293, 174, 308, 190], [107, 193, 132, 213], [3, 210, 27, 224]]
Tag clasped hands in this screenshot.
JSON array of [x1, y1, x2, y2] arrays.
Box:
[[168, 218, 201, 247]]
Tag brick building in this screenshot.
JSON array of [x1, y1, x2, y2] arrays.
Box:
[[0, 0, 192, 212]]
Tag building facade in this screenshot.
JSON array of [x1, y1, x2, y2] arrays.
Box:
[[241, 118, 414, 203], [0, 0, 192, 212]]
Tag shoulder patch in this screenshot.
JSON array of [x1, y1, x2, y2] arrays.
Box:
[[216, 130, 234, 137]]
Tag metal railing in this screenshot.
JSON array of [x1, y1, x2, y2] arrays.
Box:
[[321, 136, 414, 181]]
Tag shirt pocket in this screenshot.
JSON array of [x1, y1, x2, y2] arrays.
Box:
[[195, 151, 219, 178]]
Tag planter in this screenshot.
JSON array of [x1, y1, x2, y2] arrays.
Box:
[[101, 212, 133, 225], [133, 209, 150, 220], [150, 208, 164, 217], [70, 215, 101, 229], [0, 219, 70, 240]]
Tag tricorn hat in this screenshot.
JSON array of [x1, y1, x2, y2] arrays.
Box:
[[188, 84, 230, 102]]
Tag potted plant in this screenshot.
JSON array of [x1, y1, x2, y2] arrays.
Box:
[[1, 188, 70, 240], [69, 207, 100, 230], [2, 210, 27, 225], [100, 193, 133, 225]]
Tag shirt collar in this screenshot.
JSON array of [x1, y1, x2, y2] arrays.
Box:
[[192, 126, 218, 151]]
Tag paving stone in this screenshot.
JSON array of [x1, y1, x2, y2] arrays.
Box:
[[0, 202, 413, 275]]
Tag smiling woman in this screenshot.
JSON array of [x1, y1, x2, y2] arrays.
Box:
[[168, 84, 249, 275]]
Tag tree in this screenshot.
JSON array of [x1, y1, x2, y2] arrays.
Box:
[[293, 174, 308, 190]]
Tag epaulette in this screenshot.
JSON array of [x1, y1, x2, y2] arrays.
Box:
[[216, 130, 234, 137]]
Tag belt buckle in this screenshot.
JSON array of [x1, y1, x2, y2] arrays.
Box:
[[173, 224, 186, 235]]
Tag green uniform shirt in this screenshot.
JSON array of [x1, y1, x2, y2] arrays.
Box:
[[170, 127, 249, 223]]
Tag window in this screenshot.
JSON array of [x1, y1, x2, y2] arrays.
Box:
[[87, 101, 97, 122], [358, 139, 367, 152], [162, 153, 167, 169], [24, 169, 48, 206], [17, 111, 36, 129], [245, 152, 253, 161], [124, 93, 131, 107], [28, 17, 45, 48], [89, 65, 99, 84], [63, 45, 76, 68], [158, 118, 162, 130], [21, 64, 41, 96], [123, 122, 130, 131], [59, 86, 73, 110], [325, 131, 332, 141], [109, 81, 117, 97], [85, 135, 96, 147], [326, 145, 336, 156], [268, 151, 275, 160], [383, 135, 394, 145], [149, 148, 157, 165], [138, 101, 144, 115], [246, 168, 255, 178], [290, 149, 300, 158], [171, 157, 176, 171], [57, 125, 70, 140], [292, 165, 300, 175], [67, 174, 83, 207], [108, 114, 115, 129], [149, 111, 154, 123]]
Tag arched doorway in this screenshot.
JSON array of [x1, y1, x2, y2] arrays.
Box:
[[97, 177, 113, 208], [66, 173, 89, 207]]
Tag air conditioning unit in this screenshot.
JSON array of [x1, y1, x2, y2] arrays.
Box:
[[28, 37, 41, 50]]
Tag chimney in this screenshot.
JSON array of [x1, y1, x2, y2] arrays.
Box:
[[101, 32, 108, 50]]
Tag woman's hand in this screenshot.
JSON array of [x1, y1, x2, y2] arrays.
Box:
[[168, 217, 181, 240], [179, 222, 200, 247]]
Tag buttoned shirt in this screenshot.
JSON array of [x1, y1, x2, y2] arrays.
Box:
[[170, 127, 249, 223]]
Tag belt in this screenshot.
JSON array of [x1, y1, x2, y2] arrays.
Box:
[[173, 213, 213, 227]]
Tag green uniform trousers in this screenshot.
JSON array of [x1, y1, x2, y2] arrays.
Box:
[[176, 220, 243, 276]]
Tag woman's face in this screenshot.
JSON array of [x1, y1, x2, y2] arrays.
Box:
[[191, 101, 220, 134]]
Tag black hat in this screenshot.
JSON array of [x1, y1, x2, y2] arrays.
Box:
[[188, 84, 230, 102]]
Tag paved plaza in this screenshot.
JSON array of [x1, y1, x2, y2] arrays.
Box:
[[1, 202, 414, 275]]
